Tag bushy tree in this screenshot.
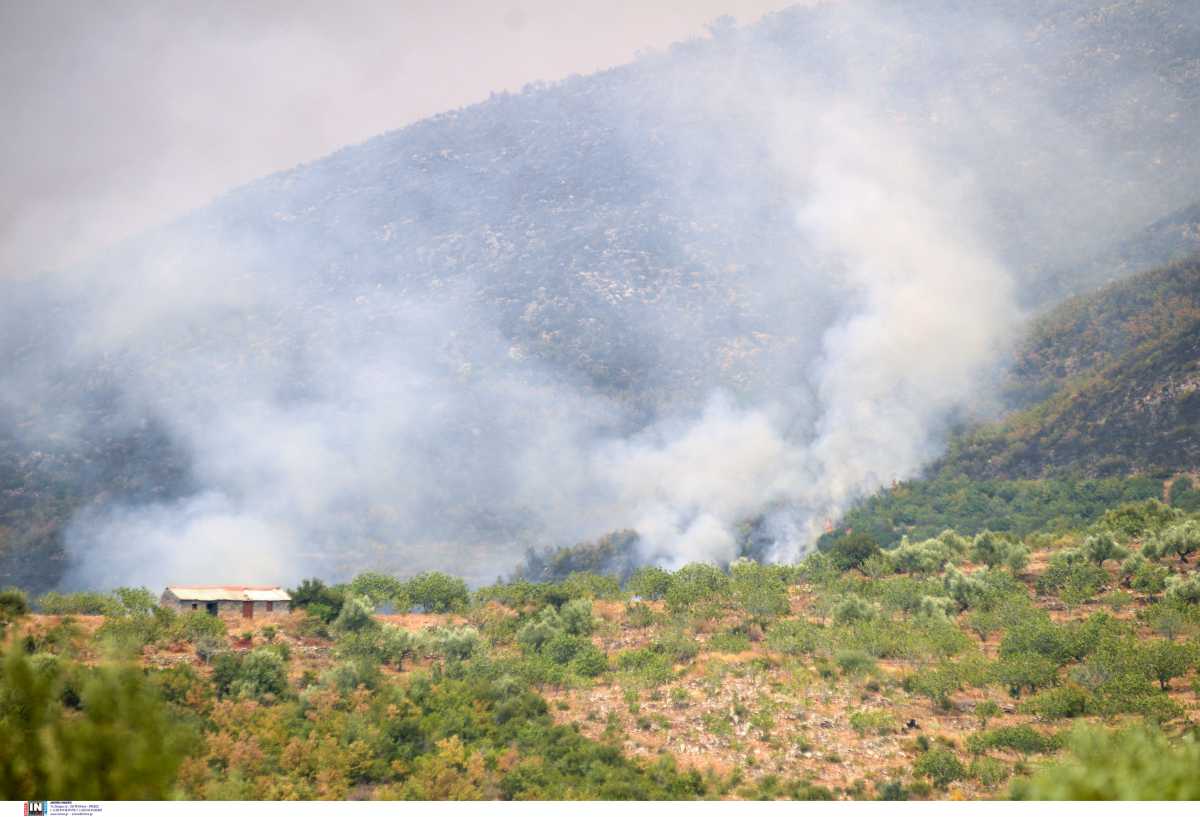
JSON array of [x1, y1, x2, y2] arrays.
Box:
[[972, 531, 1027, 572], [1140, 640, 1193, 691], [730, 559, 789, 622], [332, 594, 377, 634], [1165, 573, 1200, 605], [405, 572, 470, 613], [348, 571, 408, 610], [1152, 520, 1200, 562], [289, 578, 345, 623], [0, 589, 28, 634], [627, 566, 672, 600], [828, 532, 881, 572], [1082, 531, 1128, 566], [558, 598, 594, 636], [664, 563, 729, 614], [171, 610, 226, 644]]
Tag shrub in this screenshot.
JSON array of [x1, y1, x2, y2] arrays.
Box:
[[1140, 639, 1193, 691], [625, 602, 656, 628], [426, 626, 481, 661], [967, 725, 1061, 756], [654, 630, 701, 662], [913, 748, 966, 789], [835, 650, 876, 676], [171, 611, 226, 644], [969, 757, 1010, 788], [828, 532, 881, 572], [405, 572, 469, 613], [1081, 531, 1128, 566], [569, 644, 609, 678], [332, 594, 377, 634], [616, 648, 674, 687], [1011, 725, 1200, 799], [993, 652, 1059, 698], [765, 619, 825, 655], [1099, 500, 1180, 541], [288, 578, 345, 623], [832, 596, 877, 624], [0, 650, 188, 798], [664, 563, 729, 614], [706, 631, 751, 654], [730, 559, 790, 621], [972, 531, 1027, 572], [627, 566, 672, 600], [974, 699, 1002, 726], [0, 589, 28, 629], [35, 591, 118, 616], [1153, 520, 1200, 562], [230, 648, 288, 701], [516, 607, 564, 653], [348, 572, 408, 610], [559, 598, 594, 636], [1018, 684, 1091, 720], [1165, 574, 1200, 606], [848, 709, 896, 736]]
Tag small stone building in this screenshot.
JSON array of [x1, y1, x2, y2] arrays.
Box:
[[161, 585, 291, 619]]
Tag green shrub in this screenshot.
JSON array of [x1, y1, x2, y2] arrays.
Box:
[[835, 649, 876, 676], [913, 748, 966, 789], [993, 652, 1059, 697], [766, 619, 825, 655], [1081, 531, 1128, 566], [559, 598, 594, 636], [1018, 684, 1091, 720], [348, 571, 408, 609], [848, 709, 896, 736], [170, 611, 226, 644], [229, 648, 288, 701], [569, 644, 609, 678], [616, 648, 674, 687], [664, 563, 730, 614], [832, 596, 877, 624], [969, 756, 1010, 788], [627, 566, 672, 600], [967, 725, 1061, 756], [332, 594, 377, 634], [828, 532, 881, 572], [706, 631, 751, 654], [35, 591, 118, 616], [0, 650, 189, 798], [1011, 725, 1200, 799], [404, 572, 470, 613], [288, 578, 345, 623], [654, 630, 701, 662]]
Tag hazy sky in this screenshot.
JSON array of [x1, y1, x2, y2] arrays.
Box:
[[0, 0, 801, 279]]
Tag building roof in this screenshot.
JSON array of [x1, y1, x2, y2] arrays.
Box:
[[165, 585, 291, 602]]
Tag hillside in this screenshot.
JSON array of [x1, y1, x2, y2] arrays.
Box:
[[947, 255, 1200, 480], [3, 0, 1200, 592], [5, 498, 1200, 800]]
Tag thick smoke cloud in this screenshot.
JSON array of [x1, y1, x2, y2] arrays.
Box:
[[3, 1, 1196, 589]]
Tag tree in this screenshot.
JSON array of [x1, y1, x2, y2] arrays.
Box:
[[828, 532, 881, 572], [288, 578, 345, 623], [1154, 520, 1200, 562], [404, 572, 469, 613], [1140, 640, 1193, 692], [627, 566, 672, 600], [1082, 532, 1127, 566], [348, 571, 408, 610]]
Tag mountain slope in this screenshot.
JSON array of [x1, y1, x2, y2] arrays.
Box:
[[945, 255, 1200, 480], [3, 1, 1200, 591]]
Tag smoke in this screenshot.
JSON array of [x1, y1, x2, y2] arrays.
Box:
[[3, 1, 1197, 589]]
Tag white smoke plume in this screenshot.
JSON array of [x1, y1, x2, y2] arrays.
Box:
[[2, 1, 1194, 590]]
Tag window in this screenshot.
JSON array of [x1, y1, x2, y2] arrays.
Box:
[[192, 602, 198, 610], [266, 601, 274, 612]]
